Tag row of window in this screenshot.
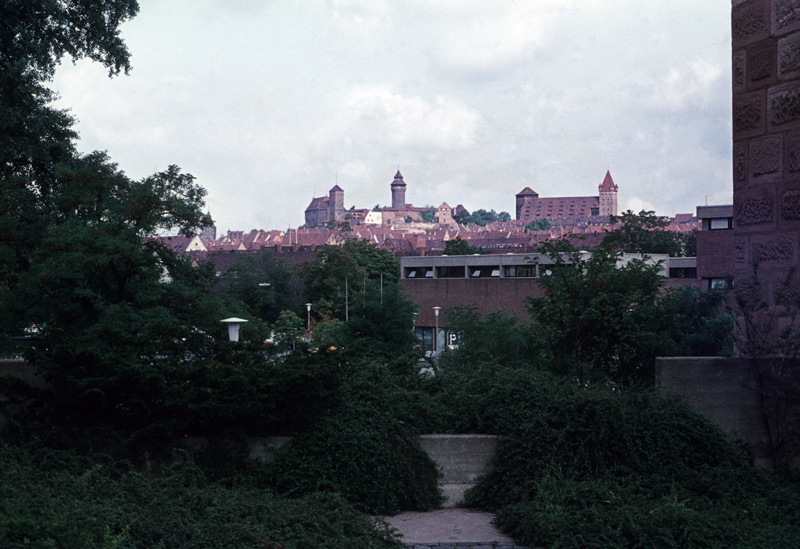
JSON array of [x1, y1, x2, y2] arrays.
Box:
[[405, 265, 539, 279], [408, 265, 694, 280]]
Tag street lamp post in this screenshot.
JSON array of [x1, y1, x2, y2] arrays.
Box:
[[305, 303, 312, 331], [432, 306, 441, 353], [221, 317, 248, 342]]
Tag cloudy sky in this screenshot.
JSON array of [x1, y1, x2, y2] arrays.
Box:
[[50, 0, 733, 234]]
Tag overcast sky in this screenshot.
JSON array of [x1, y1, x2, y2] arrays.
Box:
[[50, 0, 733, 234]]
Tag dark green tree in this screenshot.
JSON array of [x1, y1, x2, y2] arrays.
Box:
[[343, 279, 418, 357], [527, 240, 673, 385], [0, 0, 140, 346], [297, 247, 365, 320], [298, 241, 400, 320], [215, 249, 303, 324], [661, 286, 732, 357], [442, 236, 484, 256], [601, 210, 687, 256], [420, 208, 437, 223], [296, 242, 416, 356], [441, 306, 532, 368], [453, 208, 471, 225], [525, 218, 551, 232], [344, 240, 401, 282]]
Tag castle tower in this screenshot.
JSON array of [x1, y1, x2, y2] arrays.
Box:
[[328, 185, 344, 223], [598, 170, 618, 216], [391, 170, 407, 209], [515, 187, 539, 220]]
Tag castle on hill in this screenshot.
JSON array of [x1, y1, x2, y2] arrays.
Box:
[[304, 171, 455, 228], [515, 170, 618, 222], [305, 169, 619, 228]]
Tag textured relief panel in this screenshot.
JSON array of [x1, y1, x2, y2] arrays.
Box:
[[736, 195, 774, 225], [734, 95, 764, 134], [734, 50, 747, 92], [734, 3, 768, 43], [735, 144, 748, 183], [782, 189, 800, 218], [750, 136, 782, 177], [749, 43, 775, 83], [779, 33, 800, 77], [736, 240, 747, 265], [753, 238, 793, 262], [769, 83, 800, 127], [786, 132, 800, 172], [774, 0, 800, 35]]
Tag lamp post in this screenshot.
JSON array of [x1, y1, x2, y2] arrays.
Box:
[[432, 306, 441, 353], [305, 303, 312, 330], [221, 317, 248, 342]]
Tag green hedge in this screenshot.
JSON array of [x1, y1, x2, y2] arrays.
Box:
[[427, 363, 800, 548], [0, 445, 403, 549]]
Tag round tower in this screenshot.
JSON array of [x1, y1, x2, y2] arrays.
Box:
[[391, 170, 407, 209]]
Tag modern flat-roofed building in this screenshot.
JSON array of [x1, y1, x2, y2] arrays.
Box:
[[696, 205, 734, 290], [401, 252, 696, 351]]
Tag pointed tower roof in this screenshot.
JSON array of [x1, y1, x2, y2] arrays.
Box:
[[599, 170, 618, 192], [516, 187, 538, 197], [392, 170, 406, 186], [329, 184, 344, 193]]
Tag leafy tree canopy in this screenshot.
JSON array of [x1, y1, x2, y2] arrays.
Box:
[[214, 249, 303, 325], [459, 208, 511, 226], [442, 236, 484, 256], [527, 239, 674, 385], [419, 208, 436, 223], [297, 241, 401, 321], [525, 218, 551, 232], [602, 209, 690, 257]]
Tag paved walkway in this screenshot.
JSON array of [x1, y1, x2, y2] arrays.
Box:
[[382, 509, 533, 549]]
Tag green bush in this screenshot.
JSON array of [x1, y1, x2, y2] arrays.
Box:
[[267, 361, 443, 515], [426, 363, 800, 548], [0, 444, 403, 549]]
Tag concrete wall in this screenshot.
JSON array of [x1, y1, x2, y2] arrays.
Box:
[[656, 356, 800, 468], [416, 435, 499, 508]]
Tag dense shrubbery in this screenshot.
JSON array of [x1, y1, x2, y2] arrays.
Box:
[[425, 361, 800, 548], [2, 343, 342, 457], [266, 359, 443, 515], [0, 444, 403, 548]]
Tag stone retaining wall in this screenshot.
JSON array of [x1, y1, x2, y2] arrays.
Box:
[[655, 356, 800, 468]]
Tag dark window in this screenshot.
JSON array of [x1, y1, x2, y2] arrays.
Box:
[[469, 266, 501, 278], [437, 266, 466, 278], [405, 267, 433, 278], [415, 327, 433, 351], [504, 265, 537, 278], [669, 267, 697, 279]]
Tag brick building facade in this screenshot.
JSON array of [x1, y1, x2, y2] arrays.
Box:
[[515, 170, 618, 222]]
